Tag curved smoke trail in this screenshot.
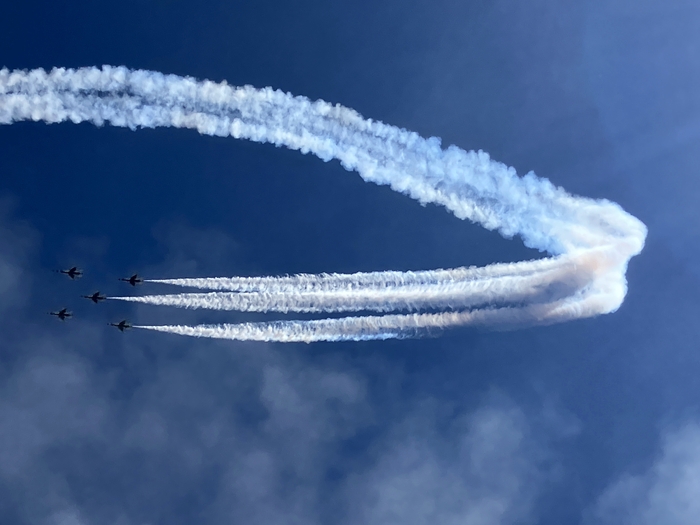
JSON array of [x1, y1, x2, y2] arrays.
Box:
[[0, 66, 647, 342]]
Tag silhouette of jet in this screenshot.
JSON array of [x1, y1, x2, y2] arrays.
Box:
[[56, 267, 83, 280], [82, 291, 106, 303], [119, 274, 143, 286], [109, 320, 132, 332], [49, 308, 72, 321]]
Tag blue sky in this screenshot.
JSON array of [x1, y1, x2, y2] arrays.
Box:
[[0, 0, 699, 523]]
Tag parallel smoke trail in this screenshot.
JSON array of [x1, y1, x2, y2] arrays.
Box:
[[145, 256, 572, 292], [115, 256, 593, 314], [134, 290, 610, 343], [0, 66, 647, 342]]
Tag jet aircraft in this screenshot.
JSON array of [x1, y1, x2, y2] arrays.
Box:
[[119, 274, 143, 286], [82, 291, 106, 303], [56, 267, 83, 279], [110, 320, 132, 332], [49, 308, 72, 321]]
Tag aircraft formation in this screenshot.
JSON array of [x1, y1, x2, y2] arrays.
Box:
[[50, 268, 142, 332]]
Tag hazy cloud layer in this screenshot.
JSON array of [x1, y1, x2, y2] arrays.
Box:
[[0, 181, 695, 525], [0, 198, 37, 312], [0, 210, 572, 525], [589, 422, 700, 525], [0, 332, 555, 525], [344, 401, 543, 525], [4, 205, 696, 525]]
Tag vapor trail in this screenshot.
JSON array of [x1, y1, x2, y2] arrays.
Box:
[[134, 289, 611, 343], [144, 256, 571, 292], [0, 66, 647, 342], [114, 255, 592, 314]]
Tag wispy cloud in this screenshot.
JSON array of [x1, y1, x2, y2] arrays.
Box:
[[589, 422, 700, 525], [0, 197, 38, 312], [0, 211, 574, 524], [343, 403, 542, 525]]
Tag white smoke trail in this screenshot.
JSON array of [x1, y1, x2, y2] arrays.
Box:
[[134, 287, 614, 343], [144, 255, 571, 292], [114, 255, 593, 314], [0, 66, 647, 342]]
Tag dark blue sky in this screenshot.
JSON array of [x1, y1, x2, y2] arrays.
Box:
[[1, 1, 699, 524]]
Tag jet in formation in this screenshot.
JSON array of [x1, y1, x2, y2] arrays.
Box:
[[56, 267, 83, 280], [82, 291, 106, 303], [50, 269, 143, 330], [49, 308, 72, 321], [110, 320, 132, 332], [119, 274, 143, 286]]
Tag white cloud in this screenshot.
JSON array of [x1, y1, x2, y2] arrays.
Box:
[[0, 216, 569, 525], [590, 422, 700, 525], [0, 197, 37, 312], [46, 509, 87, 525], [342, 399, 550, 525], [0, 354, 107, 477]]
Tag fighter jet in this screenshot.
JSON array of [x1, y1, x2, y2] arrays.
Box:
[[49, 308, 72, 321], [56, 267, 83, 280], [109, 320, 132, 332], [82, 291, 106, 304], [119, 274, 143, 286]]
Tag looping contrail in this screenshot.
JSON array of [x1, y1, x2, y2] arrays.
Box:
[[0, 66, 647, 342]]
